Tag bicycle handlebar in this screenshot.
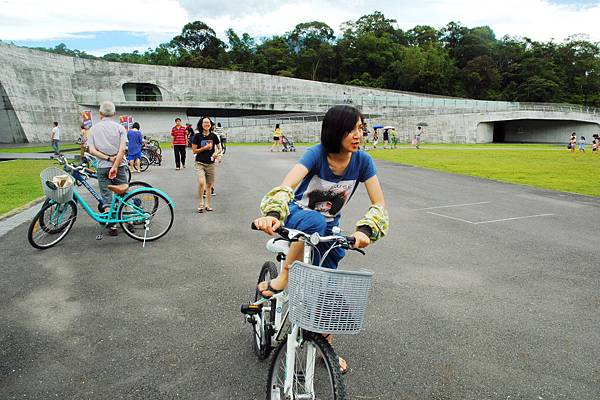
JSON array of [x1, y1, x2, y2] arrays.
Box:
[[251, 221, 358, 250]]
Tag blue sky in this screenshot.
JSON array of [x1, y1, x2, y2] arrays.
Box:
[[2, 0, 599, 56]]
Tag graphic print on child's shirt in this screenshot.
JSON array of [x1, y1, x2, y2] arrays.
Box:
[[297, 177, 356, 219]]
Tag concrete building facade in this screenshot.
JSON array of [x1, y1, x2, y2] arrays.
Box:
[[1, 41, 599, 144]]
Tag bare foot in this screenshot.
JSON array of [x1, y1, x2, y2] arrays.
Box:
[[257, 276, 286, 297]]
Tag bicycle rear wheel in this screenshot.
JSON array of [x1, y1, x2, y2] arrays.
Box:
[[252, 261, 278, 360], [139, 155, 150, 172], [118, 190, 173, 241], [28, 200, 77, 249], [267, 331, 345, 400]]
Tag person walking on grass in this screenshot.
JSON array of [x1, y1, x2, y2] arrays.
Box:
[[192, 116, 221, 213], [127, 122, 143, 173], [592, 134, 598, 155], [579, 136, 586, 153], [171, 118, 188, 170], [569, 132, 577, 153], [270, 124, 282, 152], [51, 121, 60, 155]]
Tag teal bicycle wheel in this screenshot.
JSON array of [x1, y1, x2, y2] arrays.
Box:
[[28, 200, 77, 249], [118, 189, 173, 242]]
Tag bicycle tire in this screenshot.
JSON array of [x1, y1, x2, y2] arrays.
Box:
[[28, 200, 77, 249], [118, 189, 174, 242], [139, 155, 150, 172], [149, 139, 160, 150], [253, 261, 278, 360], [267, 331, 345, 400]]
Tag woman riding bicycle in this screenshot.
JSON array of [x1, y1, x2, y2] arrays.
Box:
[[253, 105, 389, 374]]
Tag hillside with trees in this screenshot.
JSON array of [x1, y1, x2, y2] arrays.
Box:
[[22, 12, 600, 106]]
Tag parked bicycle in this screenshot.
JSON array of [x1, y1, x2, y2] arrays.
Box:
[[28, 156, 174, 249], [241, 224, 373, 400]]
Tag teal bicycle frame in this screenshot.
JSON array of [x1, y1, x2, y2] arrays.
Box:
[[56, 163, 174, 226]]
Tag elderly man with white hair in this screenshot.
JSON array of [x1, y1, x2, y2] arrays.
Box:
[[87, 100, 128, 236]]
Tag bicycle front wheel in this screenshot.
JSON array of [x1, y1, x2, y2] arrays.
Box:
[[28, 200, 77, 249], [267, 331, 345, 400], [118, 190, 174, 242], [252, 261, 278, 360], [139, 155, 150, 172]]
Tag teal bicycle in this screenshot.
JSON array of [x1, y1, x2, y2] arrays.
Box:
[[28, 157, 175, 249]]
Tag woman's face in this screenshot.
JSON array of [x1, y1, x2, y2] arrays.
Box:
[[201, 119, 212, 132], [340, 117, 363, 153]]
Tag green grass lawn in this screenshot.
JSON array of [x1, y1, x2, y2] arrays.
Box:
[[0, 144, 80, 153], [0, 159, 54, 215], [370, 146, 600, 197]]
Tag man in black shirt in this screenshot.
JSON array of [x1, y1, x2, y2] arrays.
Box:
[[192, 117, 221, 213]]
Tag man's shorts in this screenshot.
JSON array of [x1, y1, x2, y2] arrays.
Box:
[[195, 161, 216, 184], [127, 151, 142, 161]]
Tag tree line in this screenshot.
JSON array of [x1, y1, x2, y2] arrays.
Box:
[[23, 12, 600, 106]]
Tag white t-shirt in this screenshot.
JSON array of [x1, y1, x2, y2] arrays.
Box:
[[51, 126, 60, 140]]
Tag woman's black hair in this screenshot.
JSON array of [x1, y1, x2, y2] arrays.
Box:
[[275, 123, 280, 129], [132, 122, 140, 130], [197, 116, 215, 133], [320, 105, 363, 154]]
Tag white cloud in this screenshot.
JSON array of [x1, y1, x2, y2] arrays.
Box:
[[1, 0, 599, 47], [0, 0, 188, 41]]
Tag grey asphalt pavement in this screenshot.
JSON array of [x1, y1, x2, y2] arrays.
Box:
[[1, 146, 598, 399]]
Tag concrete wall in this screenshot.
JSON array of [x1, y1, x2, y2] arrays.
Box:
[[2, 41, 600, 144]]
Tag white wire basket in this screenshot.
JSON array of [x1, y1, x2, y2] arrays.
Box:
[[40, 167, 74, 204], [287, 261, 373, 335]]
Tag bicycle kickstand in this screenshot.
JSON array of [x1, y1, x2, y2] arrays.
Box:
[[96, 224, 108, 240]]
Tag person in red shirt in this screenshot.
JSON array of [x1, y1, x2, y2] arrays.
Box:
[[171, 118, 188, 170]]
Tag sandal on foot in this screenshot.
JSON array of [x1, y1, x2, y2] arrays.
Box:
[[339, 356, 348, 375], [197, 208, 204, 213], [206, 207, 214, 212], [257, 280, 284, 298]]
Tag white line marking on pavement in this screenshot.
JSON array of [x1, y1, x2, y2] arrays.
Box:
[[413, 201, 491, 211], [426, 212, 475, 224], [473, 214, 555, 225]]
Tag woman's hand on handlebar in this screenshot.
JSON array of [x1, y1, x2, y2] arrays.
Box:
[[351, 231, 370, 249], [253, 216, 281, 236]]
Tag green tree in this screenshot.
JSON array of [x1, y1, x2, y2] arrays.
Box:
[[170, 21, 227, 69], [226, 29, 256, 71], [253, 36, 295, 76], [287, 21, 336, 81]]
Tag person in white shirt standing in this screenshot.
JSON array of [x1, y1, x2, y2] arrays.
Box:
[[51, 122, 60, 155]]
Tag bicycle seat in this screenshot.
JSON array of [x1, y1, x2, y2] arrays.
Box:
[[107, 184, 129, 195], [267, 238, 289, 255]]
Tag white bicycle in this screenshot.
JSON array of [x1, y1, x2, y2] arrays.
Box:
[[241, 224, 373, 400]]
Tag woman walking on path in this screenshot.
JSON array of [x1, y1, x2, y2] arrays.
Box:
[[270, 124, 282, 152], [127, 122, 144, 173], [192, 116, 222, 213], [171, 118, 188, 170]]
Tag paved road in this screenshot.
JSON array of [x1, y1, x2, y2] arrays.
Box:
[[1, 146, 598, 399]]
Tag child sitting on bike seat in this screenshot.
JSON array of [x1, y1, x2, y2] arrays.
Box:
[[253, 105, 389, 373]]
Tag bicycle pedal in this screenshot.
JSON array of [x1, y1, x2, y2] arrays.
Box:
[[96, 234, 103, 240]]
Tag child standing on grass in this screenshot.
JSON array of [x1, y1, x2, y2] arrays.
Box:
[[579, 136, 586, 152], [592, 135, 598, 155], [569, 133, 577, 153]]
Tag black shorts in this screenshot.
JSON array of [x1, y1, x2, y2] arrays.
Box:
[[273, 136, 280, 141], [383, 132, 389, 141]]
